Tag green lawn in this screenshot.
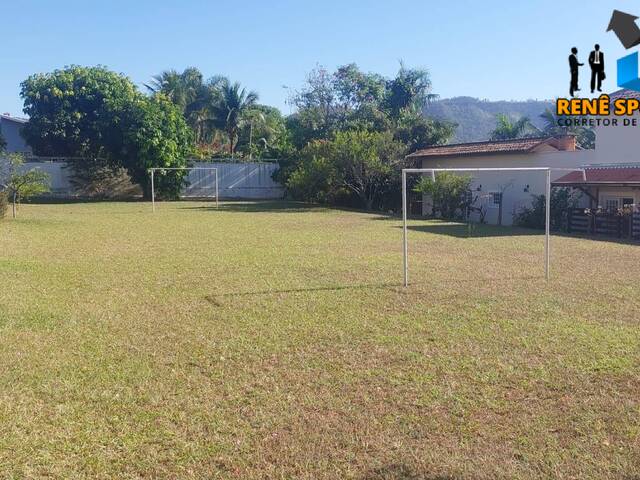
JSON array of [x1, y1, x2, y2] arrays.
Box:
[[1, 201, 638, 479]]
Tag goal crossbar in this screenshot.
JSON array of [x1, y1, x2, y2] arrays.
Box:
[[401, 167, 587, 287], [149, 167, 219, 212]]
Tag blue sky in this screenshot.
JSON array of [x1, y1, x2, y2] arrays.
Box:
[[0, 0, 634, 117]]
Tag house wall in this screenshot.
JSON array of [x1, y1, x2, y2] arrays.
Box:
[[0, 117, 31, 154], [420, 150, 597, 225], [420, 117, 640, 225]]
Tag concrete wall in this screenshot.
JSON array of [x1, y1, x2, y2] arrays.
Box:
[[186, 162, 283, 199], [0, 159, 284, 199]]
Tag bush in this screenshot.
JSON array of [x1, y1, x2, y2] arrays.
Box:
[[413, 172, 473, 220], [514, 188, 580, 231]]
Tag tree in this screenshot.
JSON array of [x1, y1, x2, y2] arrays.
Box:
[[1, 154, 50, 218], [539, 108, 595, 149], [21, 66, 193, 199], [145, 68, 203, 113], [490, 114, 540, 140], [118, 95, 194, 199], [209, 79, 259, 156], [384, 61, 438, 117], [279, 63, 456, 211], [413, 172, 473, 220], [20, 66, 140, 159], [145, 68, 222, 145], [330, 130, 405, 210], [286, 130, 405, 210]]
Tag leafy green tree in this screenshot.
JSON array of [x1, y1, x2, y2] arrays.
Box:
[[1, 154, 50, 218], [21, 66, 193, 198], [286, 140, 339, 203], [20, 66, 139, 159], [329, 130, 405, 210], [490, 114, 540, 140], [286, 130, 404, 210], [145, 68, 223, 145], [394, 110, 455, 151], [209, 79, 259, 156], [384, 62, 438, 116], [118, 95, 194, 199], [413, 172, 473, 220], [280, 63, 455, 210], [145, 68, 203, 113]]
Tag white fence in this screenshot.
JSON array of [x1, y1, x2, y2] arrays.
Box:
[[186, 162, 283, 199], [0, 158, 284, 199]]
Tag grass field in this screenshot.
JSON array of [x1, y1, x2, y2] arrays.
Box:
[[1, 201, 639, 479]]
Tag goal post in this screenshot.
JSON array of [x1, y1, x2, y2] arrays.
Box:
[[401, 167, 587, 287], [149, 167, 219, 212]]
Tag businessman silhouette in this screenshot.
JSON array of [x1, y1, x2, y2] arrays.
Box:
[[589, 44, 605, 93], [569, 47, 583, 97]]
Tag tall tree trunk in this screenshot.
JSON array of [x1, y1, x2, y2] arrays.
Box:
[[12, 191, 17, 219]]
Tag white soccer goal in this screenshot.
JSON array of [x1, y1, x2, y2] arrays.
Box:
[[149, 167, 219, 212], [401, 167, 587, 287]]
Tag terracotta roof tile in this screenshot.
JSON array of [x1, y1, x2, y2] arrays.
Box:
[[554, 165, 640, 185], [608, 89, 640, 101], [406, 137, 560, 159]]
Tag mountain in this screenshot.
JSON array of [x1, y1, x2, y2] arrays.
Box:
[[425, 97, 555, 143]]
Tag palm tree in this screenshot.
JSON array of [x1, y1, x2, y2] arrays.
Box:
[[209, 79, 259, 156], [539, 108, 595, 149], [489, 114, 540, 141], [145, 68, 202, 112]]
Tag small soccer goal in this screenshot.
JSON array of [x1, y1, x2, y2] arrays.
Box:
[[149, 167, 219, 212], [401, 167, 587, 287]]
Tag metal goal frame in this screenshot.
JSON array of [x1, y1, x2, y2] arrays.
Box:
[[401, 167, 587, 287], [149, 167, 219, 212]]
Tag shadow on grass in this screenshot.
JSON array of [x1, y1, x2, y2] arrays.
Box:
[[207, 282, 401, 302], [206, 274, 548, 304], [404, 221, 640, 244], [176, 200, 321, 214], [403, 222, 540, 239], [360, 464, 459, 480]]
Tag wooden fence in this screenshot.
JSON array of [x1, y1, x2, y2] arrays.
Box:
[[633, 213, 640, 240], [568, 209, 640, 240]]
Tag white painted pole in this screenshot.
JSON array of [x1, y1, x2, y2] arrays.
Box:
[[402, 170, 409, 287], [545, 169, 551, 281], [151, 169, 156, 213], [215, 168, 219, 209]]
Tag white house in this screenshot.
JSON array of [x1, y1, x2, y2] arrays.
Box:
[[407, 89, 640, 237], [0, 114, 31, 154]]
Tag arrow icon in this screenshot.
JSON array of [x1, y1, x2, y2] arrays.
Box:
[[608, 10, 640, 49]]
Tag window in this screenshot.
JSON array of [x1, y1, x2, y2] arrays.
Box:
[[488, 192, 502, 209], [603, 197, 621, 211], [623, 198, 635, 207]]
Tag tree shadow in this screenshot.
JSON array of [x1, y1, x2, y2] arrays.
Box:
[[207, 282, 401, 302], [360, 464, 460, 480], [176, 200, 323, 214], [403, 222, 540, 239]]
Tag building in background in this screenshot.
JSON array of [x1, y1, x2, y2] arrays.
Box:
[[408, 90, 640, 234], [0, 114, 31, 154]]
